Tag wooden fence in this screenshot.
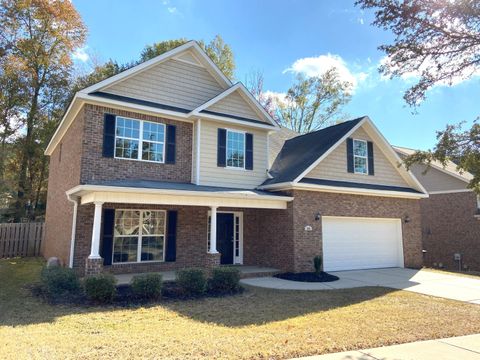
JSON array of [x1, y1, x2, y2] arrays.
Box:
[[0, 222, 44, 258]]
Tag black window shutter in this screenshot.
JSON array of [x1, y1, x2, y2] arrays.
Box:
[[367, 141, 375, 175], [103, 113, 116, 158], [101, 208, 115, 265], [245, 133, 253, 170], [346, 137, 354, 173], [217, 128, 227, 167], [165, 124, 176, 164], [165, 210, 177, 262]]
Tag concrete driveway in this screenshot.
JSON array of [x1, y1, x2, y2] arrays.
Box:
[[240, 268, 480, 304]]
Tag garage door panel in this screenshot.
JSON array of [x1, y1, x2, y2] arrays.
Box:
[[322, 217, 403, 271]]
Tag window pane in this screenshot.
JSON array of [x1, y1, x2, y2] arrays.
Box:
[[115, 138, 139, 159], [354, 157, 367, 174], [114, 210, 140, 236], [142, 211, 165, 235], [143, 122, 165, 142], [142, 141, 164, 162], [226, 131, 245, 168], [353, 140, 367, 156], [113, 237, 138, 263], [141, 236, 164, 261], [116, 117, 140, 139]]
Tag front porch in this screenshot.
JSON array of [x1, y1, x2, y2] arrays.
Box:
[[114, 265, 281, 285], [65, 180, 293, 276]]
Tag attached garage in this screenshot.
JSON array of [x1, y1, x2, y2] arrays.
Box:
[[322, 216, 404, 271]]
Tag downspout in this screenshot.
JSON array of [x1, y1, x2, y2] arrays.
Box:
[[67, 195, 79, 268]]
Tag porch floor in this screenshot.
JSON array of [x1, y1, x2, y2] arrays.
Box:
[[114, 265, 280, 285]]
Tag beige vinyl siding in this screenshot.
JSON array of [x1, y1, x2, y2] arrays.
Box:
[[198, 120, 268, 188], [207, 91, 265, 123], [410, 164, 469, 192], [103, 59, 224, 110], [306, 127, 410, 187]]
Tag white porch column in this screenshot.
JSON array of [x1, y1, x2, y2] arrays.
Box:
[[209, 206, 219, 254], [89, 201, 104, 259]]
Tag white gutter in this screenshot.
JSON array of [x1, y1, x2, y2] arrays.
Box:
[[67, 195, 79, 268]]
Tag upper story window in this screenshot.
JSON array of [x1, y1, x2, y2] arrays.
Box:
[[226, 130, 245, 168], [353, 139, 368, 174], [115, 117, 165, 163]]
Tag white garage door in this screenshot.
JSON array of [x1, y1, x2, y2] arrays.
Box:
[[322, 216, 404, 271]]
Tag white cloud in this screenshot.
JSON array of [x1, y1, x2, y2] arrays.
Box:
[[284, 54, 369, 93], [263, 90, 289, 107], [167, 6, 177, 13], [72, 47, 89, 62]]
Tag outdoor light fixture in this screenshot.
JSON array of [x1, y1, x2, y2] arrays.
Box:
[[315, 212, 321, 221], [404, 215, 411, 223]]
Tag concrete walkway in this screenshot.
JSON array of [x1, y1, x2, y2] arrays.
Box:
[[294, 334, 480, 359], [240, 268, 480, 304]]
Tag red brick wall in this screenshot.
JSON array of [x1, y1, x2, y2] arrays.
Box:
[[290, 190, 423, 272], [80, 104, 193, 184], [43, 108, 84, 264], [421, 192, 480, 271]]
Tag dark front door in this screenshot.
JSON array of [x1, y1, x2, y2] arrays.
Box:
[[217, 213, 234, 264]]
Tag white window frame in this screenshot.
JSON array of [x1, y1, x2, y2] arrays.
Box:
[[114, 116, 166, 164], [207, 211, 243, 264], [353, 138, 368, 175], [112, 209, 166, 264], [225, 129, 246, 170]]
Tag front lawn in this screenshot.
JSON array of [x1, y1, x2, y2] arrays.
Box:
[[1, 258, 480, 359]]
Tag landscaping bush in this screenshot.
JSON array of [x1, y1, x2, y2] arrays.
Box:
[[176, 268, 206, 296], [40, 266, 81, 298], [313, 256, 322, 274], [131, 273, 163, 300], [208, 267, 241, 293], [84, 274, 117, 303]]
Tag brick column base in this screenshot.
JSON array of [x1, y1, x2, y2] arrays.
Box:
[[206, 253, 221, 268], [85, 257, 103, 276]]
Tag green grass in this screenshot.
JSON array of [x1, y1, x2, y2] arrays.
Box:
[[2, 258, 480, 359]]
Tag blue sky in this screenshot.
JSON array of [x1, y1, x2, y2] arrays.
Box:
[[73, 0, 479, 150]]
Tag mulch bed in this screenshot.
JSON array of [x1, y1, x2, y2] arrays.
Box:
[[274, 271, 339, 283]]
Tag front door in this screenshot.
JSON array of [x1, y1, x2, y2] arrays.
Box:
[[217, 213, 234, 264]]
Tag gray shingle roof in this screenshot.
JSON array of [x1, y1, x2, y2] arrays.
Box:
[[300, 178, 422, 194], [264, 117, 365, 185]]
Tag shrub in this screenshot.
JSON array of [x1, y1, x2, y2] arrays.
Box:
[[131, 273, 163, 300], [208, 267, 241, 293], [176, 268, 206, 296], [313, 256, 322, 274], [40, 266, 81, 298], [84, 274, 117, 303]]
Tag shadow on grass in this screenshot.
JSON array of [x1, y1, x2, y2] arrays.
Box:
[[0, 258, 400, 328]]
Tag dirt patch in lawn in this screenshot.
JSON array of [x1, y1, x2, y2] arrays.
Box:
[[2, 258, 480, 360]]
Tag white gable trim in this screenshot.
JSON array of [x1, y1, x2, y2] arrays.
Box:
[[78, 41, 231, 95], [190, 82, 279, 128], [292, 117, 428, 195], [393, 146, 472, 184]]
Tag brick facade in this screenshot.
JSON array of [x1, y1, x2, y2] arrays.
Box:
[[289, 190, 423, 272], [43, 108, 84, 264], [80, 104, 192, 184], [421, 191, 480, 271]]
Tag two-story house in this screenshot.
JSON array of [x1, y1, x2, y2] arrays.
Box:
[[43, 41, 428, 276]]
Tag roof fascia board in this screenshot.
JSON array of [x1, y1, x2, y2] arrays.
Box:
[[261, 182, 428, 199], [66, 184, 294, 202], [291, 118, 366, 184], [197, 112, 277, 130], [429, 189, 473, 195], [395, 147, 472, 184], [45, 97, 84, 155]]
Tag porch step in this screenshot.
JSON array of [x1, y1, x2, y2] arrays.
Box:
[[237, 266, 281, 279]]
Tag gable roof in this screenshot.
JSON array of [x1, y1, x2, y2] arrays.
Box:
[[264, 117, 364, 185], [45, 41, 277, 155], [393, 145, 473, 183], [262, 116, 428, 196]]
